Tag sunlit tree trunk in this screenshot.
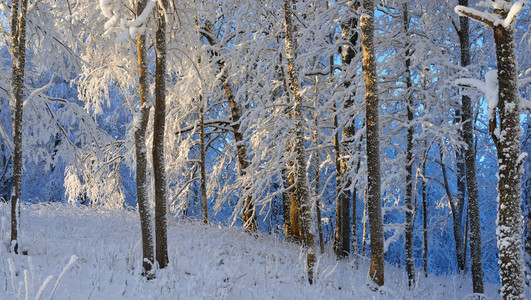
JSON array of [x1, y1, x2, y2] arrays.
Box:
[[134, 0, 155, 276], [153, 0, 169, 269], [283, 0, 316, 284], [10, 0, 29, 255], [361, 0, 384, 287]]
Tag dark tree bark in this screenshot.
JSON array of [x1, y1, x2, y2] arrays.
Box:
[[455, 116, 467, 274], [457, 2, 525, 298], [402, 4, 415, 288], [361, 0, 384, 287], [153, 0, 169, 269], [457, 0, 484, 293], [283, 0, 316, 284], [199, 96, 208, 224], [524, 120, 531, 287], [134, 0, 155, 276], [10, 0, 29, 255], [491, 18, 525, 300]]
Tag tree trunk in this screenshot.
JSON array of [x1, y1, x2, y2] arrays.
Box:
[[525, 120, 531, 287], [199, 96, 208, 224], [201, 23, 257, 231], [361, 0, 384, 287], [439, 148, 468, 277], [153, 0, 169, 269], [421, 150, 428, 276], [361, 191, 368, 256], [456, 3, 525, 298], [455, 116, 467, 274], [134, 0, 155, 276], [283, 0, 316, 284], [492, 14, 524, 300], [402, 4, 415, 288], [313, 79, 324, 254], [334, 0, 359, 260], [10, 0, 29, 255], [281, 167, 292, 237], [458, 0, 484, 292]]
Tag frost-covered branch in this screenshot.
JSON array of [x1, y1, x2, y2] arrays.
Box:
[[456, 1, 526, 28], [455, 5, 497, 27]]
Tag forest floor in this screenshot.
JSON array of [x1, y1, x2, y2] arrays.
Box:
[[0, 203, 510, 299]]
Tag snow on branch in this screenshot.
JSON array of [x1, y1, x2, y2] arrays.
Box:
[[23, 74, 55, 106], [456, 70, 498, 121], [100, 0, 157, 43], [456, 1, 526, 28], [502, 0, 526, 28], [129, 1, 156, 28], [455, 5, 498, 27]]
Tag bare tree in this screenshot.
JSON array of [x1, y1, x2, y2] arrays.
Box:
[[456, 0, 484, 293], [361, 0, 384, 288], [134, 0, 155, 276], [200, 22, 257, 231], [402, 3, 415, 288], [154, 0, 169, 269], [334, 0, 360, 260], [457, 1, 527, 298], [283, 0, 316, 284], [10, 0, 29, 254]]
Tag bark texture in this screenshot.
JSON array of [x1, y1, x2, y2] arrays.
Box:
[[457, 2, 525, 298], [361, 0, 384, 287], [458, 0, 484, 293], [199, 97, 208, 224], [402, 4, 415, 288], [492, 15, 525, 300], [134, 0, 155, 276], [283, 0, 316, 284], [10, 0, 29, 254], [154, 0, 169, 269]]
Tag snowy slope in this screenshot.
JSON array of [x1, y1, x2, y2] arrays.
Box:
[[0, 203, 508, 299]]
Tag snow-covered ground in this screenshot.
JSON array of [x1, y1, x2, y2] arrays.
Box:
[[0, 203, 508, 299]]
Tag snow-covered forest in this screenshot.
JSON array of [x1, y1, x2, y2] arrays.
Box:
[[0, 0, 530, 299]]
